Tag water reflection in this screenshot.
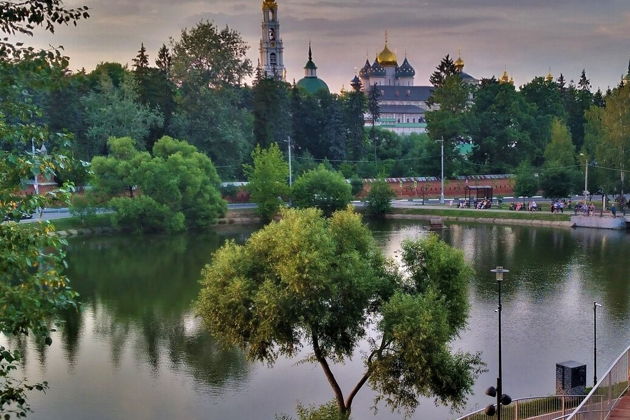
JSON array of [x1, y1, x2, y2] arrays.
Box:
[[4, 222, 630, 420]]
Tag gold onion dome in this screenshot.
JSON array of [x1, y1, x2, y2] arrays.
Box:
[[377, 44, 398, 67], [263, 0, 277, 9], [545, 71, 553, 82], [455, 56, 465, 71], [499, 70, 510, 84]]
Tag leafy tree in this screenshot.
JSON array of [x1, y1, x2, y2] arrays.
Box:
[[540, 119, 579, 198], [91, 136, 150, 198], [244, 143, 289, 222], [0, 0, 89, 58], [513, 161, 539, 198], [197, 208, 482, 418], [340, 90, 367, 162], [81, 73, 163, 157], [168, 21, 253, 178], [365, 178, 396, 217], [170, 20, 252, 89], [1, 3, 86, 413], [595, 83, 630, 194], [291, 165, 352, 216], [544, 118, 576, 167], [467, 79, 539, 171], [253, 78, 292, 147], [92, 136, 226, 232]]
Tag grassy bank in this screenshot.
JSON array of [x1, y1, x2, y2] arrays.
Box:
[[391, 207, 572, 222], [50, 214, 115, 231]]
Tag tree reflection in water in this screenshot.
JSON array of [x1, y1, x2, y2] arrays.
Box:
[[57, 229, 253, 390]]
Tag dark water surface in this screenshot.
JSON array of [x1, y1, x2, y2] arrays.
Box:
[[5, 222, 630, 420]]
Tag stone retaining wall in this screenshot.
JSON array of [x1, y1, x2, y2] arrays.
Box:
[[385, 213, 573, 228]]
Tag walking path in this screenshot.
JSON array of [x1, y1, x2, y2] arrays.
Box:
[[610, 394, 630, 419]]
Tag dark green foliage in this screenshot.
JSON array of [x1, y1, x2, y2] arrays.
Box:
[[365, 179, 395, 217], [277, 401, 347, 420], [198, 209, 481, 417], [253, 78, 292, 148], [91, 136, 226, 232], [514, 161, 539, 198], [429, 54, 458, 89], [109, 195, 184, 233], [540, 167, 578, 198], [367, 84, 380, 127], [349, 175, 363, 196], [291, 165, 352, 216]]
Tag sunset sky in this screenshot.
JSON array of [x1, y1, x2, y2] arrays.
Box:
[[24, 0, 630, 92]]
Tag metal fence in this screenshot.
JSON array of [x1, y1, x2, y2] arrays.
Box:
[[561, 345, 630, 420], [456, 395, 587, 420]]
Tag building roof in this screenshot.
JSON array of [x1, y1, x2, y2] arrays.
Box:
[[297, 76, 329, 94], [359, 59, 371, 78], [369, 57, 386, 77], [373, 85, 433, 102], [396, 58, 415, 78], [380, 104, 427, 114]]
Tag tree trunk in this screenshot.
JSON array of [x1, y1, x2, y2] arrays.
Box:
[[311, 333, 348, 416]]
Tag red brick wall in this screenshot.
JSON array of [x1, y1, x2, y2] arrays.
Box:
[[360, 176, 515, 199]]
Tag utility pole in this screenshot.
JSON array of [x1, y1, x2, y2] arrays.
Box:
[[436, 138, 445, 204], [287, 136, 293, 187], [593, 301, 602, 386]]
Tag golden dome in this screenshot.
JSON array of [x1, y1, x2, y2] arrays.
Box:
[[545, 72, 553, 82], [262, 0, 277, 10], [377, 44, 398, 67], [454, 53, 465, 71], [499, 70, 510, 84]]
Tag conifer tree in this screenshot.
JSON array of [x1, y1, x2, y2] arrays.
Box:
[[578, 69, 591, 92], [367, 84, 380, 128], [429, 54, 457, 88], [155, 44, 171, 75], [132, 42, 149, 72], [557, 73, 566, 91]]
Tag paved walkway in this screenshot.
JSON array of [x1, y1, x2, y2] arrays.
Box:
[[610, 394, 630, 419]]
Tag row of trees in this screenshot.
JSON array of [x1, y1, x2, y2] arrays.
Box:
[[428, 55, 630, 197]]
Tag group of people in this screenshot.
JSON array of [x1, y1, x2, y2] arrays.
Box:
[[509, 201, 540, 211], [550, 200, 568, 213], [574, 202, 596, 216]]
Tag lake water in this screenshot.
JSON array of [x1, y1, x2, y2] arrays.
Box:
[[4, 221, 630, 420]]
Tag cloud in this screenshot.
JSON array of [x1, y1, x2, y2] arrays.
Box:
[[20, 0, 630, 91]]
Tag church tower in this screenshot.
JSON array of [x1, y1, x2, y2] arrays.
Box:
[[259, 0, 286, 81]]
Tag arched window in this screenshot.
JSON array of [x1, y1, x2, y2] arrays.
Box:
[[270, 52, 277, 66]]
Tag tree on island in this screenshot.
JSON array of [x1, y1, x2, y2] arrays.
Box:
[[197, 208, 483, 418]]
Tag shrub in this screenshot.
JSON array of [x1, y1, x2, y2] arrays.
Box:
[[365, 178, 395, 217], [69, 194, 97, 224], [292, 165, 352, 216], [349, 175, 363, 197], [109, 195, 185, 233]]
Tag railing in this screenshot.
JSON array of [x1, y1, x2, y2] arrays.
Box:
[[456, 395, 587, 420], [562, 344, 630, 420]]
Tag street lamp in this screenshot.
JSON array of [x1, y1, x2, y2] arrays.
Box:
[[580, 153, 589, 202], [485, 266, 512, 419], [593, 301, 602, 386], [436, 137, 445, 205]]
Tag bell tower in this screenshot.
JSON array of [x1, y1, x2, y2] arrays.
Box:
[[259, 0, 286, 81]]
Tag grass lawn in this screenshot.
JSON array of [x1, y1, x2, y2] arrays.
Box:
[[391, 207, 572, 222]]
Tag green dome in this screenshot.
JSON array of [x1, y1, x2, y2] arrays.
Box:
[[297, 76, 329, 94]]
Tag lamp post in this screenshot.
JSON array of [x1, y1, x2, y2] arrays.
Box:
[[580, 153, 589, 202], [485, 266, 512, 419], [287, 136, 293, 187], [593, 301, 602, 386], [436, 137, 445, 204]]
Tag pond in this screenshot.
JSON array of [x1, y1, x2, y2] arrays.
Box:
[[4, 221, 630, 420]]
